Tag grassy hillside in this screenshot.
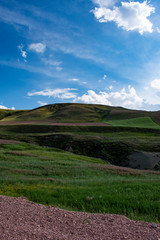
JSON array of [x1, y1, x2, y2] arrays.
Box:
[[106, 109, 149, 120], [1, 124, 160, 169], [0, 109, 14, 120], [1, 103, 159, 128], [106, 117, 160, 129], [0, 109, 27, 121], [0, 103, 112, 122], [0, 141, 159, 222]]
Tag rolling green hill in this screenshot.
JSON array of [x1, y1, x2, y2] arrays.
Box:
[[1, 103, 160, 129], [0, 103, 122, 122]]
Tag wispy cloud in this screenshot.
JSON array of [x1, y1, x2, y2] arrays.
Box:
[[17, 44, 27, 61], [28, 88, 77, 99], [42, 58, 62, 71], [0, 2, 118, 71], [91, 0, 155, 34], [0, 5, 33, 29], [92, 0, 117, 8], [0, 59, 57, 77]]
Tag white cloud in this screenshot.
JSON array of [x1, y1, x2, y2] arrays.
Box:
[[0, 105, 15, 110], [37, 101, 48, 106], [75, 85, 144, 109], [151, 79, 160, 90], [75, 90, 111, 105], [92, 1, 155, 34], [18, 44, 27, 59], [28, 88, 77, 99], [28, 43, 46, 53]]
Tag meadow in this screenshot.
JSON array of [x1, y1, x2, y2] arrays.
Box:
[[0, 103, 160, 223], [106, 116, 160, 129], [0, 141, 159, 223]]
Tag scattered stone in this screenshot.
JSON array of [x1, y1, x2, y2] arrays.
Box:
[[0, 195, 160, 240], [151, 223, 157, 228]]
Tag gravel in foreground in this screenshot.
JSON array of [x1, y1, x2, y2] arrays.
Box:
[[0, 196, 160, 240]]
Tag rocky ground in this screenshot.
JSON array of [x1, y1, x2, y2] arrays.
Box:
[[0, 195, 159, 240]]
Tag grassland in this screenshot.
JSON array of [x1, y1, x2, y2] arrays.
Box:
[[0, 141, 160, 223], [1, 124, 160, 165], [0, 103, 160, 222], [1, 103, 160, 127], [106, 117, 160, 129]]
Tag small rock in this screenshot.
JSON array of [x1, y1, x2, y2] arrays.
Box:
[[151, 223, 157, 228]]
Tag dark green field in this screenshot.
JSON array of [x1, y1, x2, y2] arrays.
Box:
[[0, 103, 160, 222]]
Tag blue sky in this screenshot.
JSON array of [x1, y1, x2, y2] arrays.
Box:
[[1, 0, 160, 110]]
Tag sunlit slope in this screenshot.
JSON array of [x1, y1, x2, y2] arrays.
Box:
[[106, 117, 160, 129], [0, 103, 121, 122], [0, 109, 27, 121], [0, 103, 160, 128]]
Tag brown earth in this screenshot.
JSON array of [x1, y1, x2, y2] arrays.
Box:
[[90, 163, 160, 175], [0, 139, 20, 145], [0, 121, 110, 126], [0, 195, 159, 240]]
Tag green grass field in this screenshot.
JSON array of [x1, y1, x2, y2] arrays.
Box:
[[0, 142, 160, 222], [106, 117, 160, 129]]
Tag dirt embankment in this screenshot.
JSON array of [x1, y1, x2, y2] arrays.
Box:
[[128, 151, 160, 170], [0, 139, 20, 144]]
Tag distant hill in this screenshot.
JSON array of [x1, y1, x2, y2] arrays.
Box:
[[0, 103, 160, 128]]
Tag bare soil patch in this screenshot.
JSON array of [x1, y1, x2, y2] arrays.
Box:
[[0, 195, 159, 240], [0, 121, 110, 126], [91, 163, 160, 175], [0, 139, 20, 145], [5, 151, 37, 157]]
